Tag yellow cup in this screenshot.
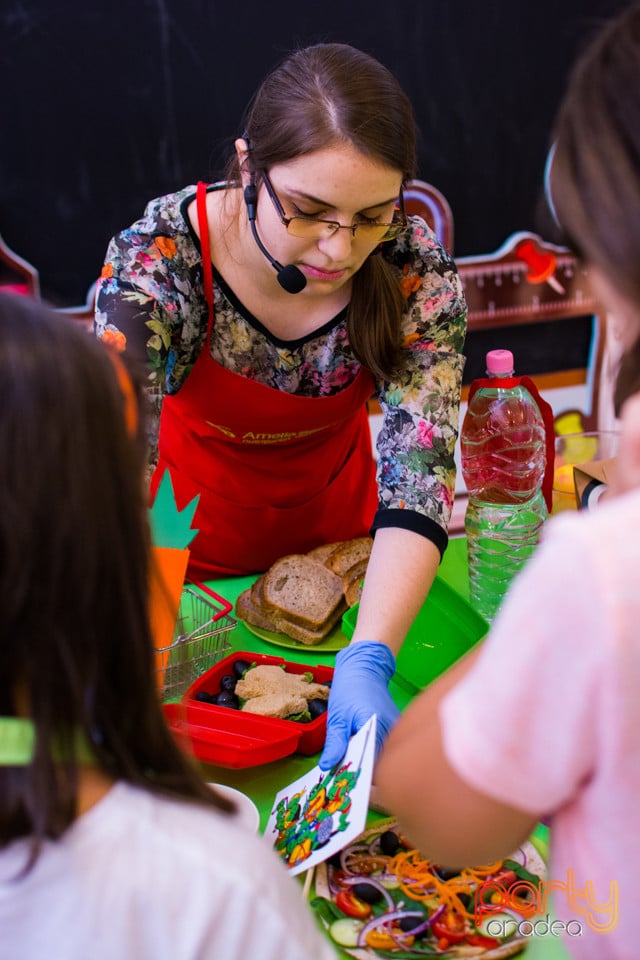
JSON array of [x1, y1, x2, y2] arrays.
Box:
[[552, 431, 620, 514]]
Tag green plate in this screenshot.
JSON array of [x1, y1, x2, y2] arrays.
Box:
[[342, 574, 488, 695], [241, 618, 350, 653]]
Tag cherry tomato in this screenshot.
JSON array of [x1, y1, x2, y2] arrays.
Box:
[[331, 869, 349, 888], [465, 933, 502, 949], [491, 868, 518, 889], [335, 889, 372, 920], [432, 910, 468, 944]]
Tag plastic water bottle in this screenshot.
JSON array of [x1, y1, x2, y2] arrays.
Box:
[[460, 349, 549, 622]]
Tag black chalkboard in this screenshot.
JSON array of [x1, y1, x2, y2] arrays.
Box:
[[463, 316, 595, 384], [0, 0, 629, 315]]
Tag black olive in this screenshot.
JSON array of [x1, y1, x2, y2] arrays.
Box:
[[434, 865, 461, 881], [215, 690, 240, 709], [194, 690, 216, 704], [379, 830, 400, 856], [219, 674, 237, 693], [398, 915, 425, 933], [232, 659, 252, 679], [457, 893, 471, 908], [351, 882, 383, 904], [308, 698, 328, 719]]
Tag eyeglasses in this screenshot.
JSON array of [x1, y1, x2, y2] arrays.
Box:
[[261, 170, 407, 243]]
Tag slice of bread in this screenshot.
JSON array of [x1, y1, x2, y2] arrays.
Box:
[[344, 579, 363, 608], [306, 541, 347, 566], [326, 537, 373, 577], [342, 557, 369, 607], [235, 585, 279, 632], [250, 573, 268, 609], [273, 599, 347, 645], [238, 540, 370, 645], [242, 567, 344, 644], [341, 557, 369, 594], [241, 692, 309, 718], [261, 554, 343, 630], [235, 664, 329, 700]]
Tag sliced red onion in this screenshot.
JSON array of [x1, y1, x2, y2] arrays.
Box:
[[393, 903, 446, 939], [368, 837, 382, 855], [357, 909, 423, 948], [356, 903, 449, 950], [327, 871, 343, 896], [339, 843, 372, 874], [376, 870, 428, 888]]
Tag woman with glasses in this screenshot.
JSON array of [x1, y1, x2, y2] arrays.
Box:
[[95, 42, 467, 767]]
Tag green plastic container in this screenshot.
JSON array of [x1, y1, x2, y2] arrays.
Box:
[[341, 575, 488, 702]]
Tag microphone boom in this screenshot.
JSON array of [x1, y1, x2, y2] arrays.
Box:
[[244, 184, 307, 294]]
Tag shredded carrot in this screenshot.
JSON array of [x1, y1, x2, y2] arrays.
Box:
[[461, 862, 503, 879], [385, 849, 504, 919], [339, 844, 505, 924]]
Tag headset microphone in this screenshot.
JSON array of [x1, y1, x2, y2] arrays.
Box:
[[243, 184, 307, 294]]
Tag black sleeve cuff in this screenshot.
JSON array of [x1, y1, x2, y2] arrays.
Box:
[[370, 508, 449, 560]]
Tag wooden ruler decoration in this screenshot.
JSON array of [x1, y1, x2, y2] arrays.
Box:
[[456, 231, 597, 331]]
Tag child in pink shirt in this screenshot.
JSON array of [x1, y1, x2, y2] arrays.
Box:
[[440, 490, 639, 958], [376, 5, 640, 959]]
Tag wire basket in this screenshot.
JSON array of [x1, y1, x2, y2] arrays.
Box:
[[157, 583, 235, 702]]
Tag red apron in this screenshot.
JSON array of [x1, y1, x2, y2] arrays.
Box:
[[150, 182, 378, 579]]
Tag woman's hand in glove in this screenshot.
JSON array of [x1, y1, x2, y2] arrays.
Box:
[[318, 640, 400, 770]]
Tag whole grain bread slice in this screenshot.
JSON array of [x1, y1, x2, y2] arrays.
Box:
[[341, 557, 369, 593], [235, 584, 279, 632], [344, 579, 363, 608], [250, 573, 268, 609], [273, 599, 347, 645], [237, 582, 336, 644], [241, 692, 309, 718], [342, 556, 369, 607], [235, 664, 329, 700], [248, 573, 344, 644], [261, 554, 343, 629], [306, 541, 347, 565], [326, 537, 373, 577]]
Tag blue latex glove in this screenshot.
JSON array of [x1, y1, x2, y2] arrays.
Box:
[[319, 640, 400, 770]]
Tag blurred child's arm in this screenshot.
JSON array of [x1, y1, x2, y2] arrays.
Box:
[[375, 646, 538, 866], [610, 394, 640, 498]]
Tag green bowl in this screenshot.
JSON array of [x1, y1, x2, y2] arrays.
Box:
[[341, 575, 488, 702]]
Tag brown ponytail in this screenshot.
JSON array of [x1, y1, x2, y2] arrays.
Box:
[[347, 252, 405, 381]]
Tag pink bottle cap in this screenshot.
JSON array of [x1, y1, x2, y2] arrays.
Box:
[[486, 349, 514, 375]]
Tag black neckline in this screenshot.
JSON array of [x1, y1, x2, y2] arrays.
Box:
[[179, 185, 349, 348]]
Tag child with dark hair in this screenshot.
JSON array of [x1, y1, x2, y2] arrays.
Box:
[[376, 6, 640, 959], [0, 293, 335, 960]]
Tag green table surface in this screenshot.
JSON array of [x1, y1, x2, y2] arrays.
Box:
[[195, 536, 471, 829]]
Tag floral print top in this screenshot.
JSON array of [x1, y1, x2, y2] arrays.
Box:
[[95, 184, 467, 553]]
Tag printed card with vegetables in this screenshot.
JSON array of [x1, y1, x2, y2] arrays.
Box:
[[265, 715, 377, 878]]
